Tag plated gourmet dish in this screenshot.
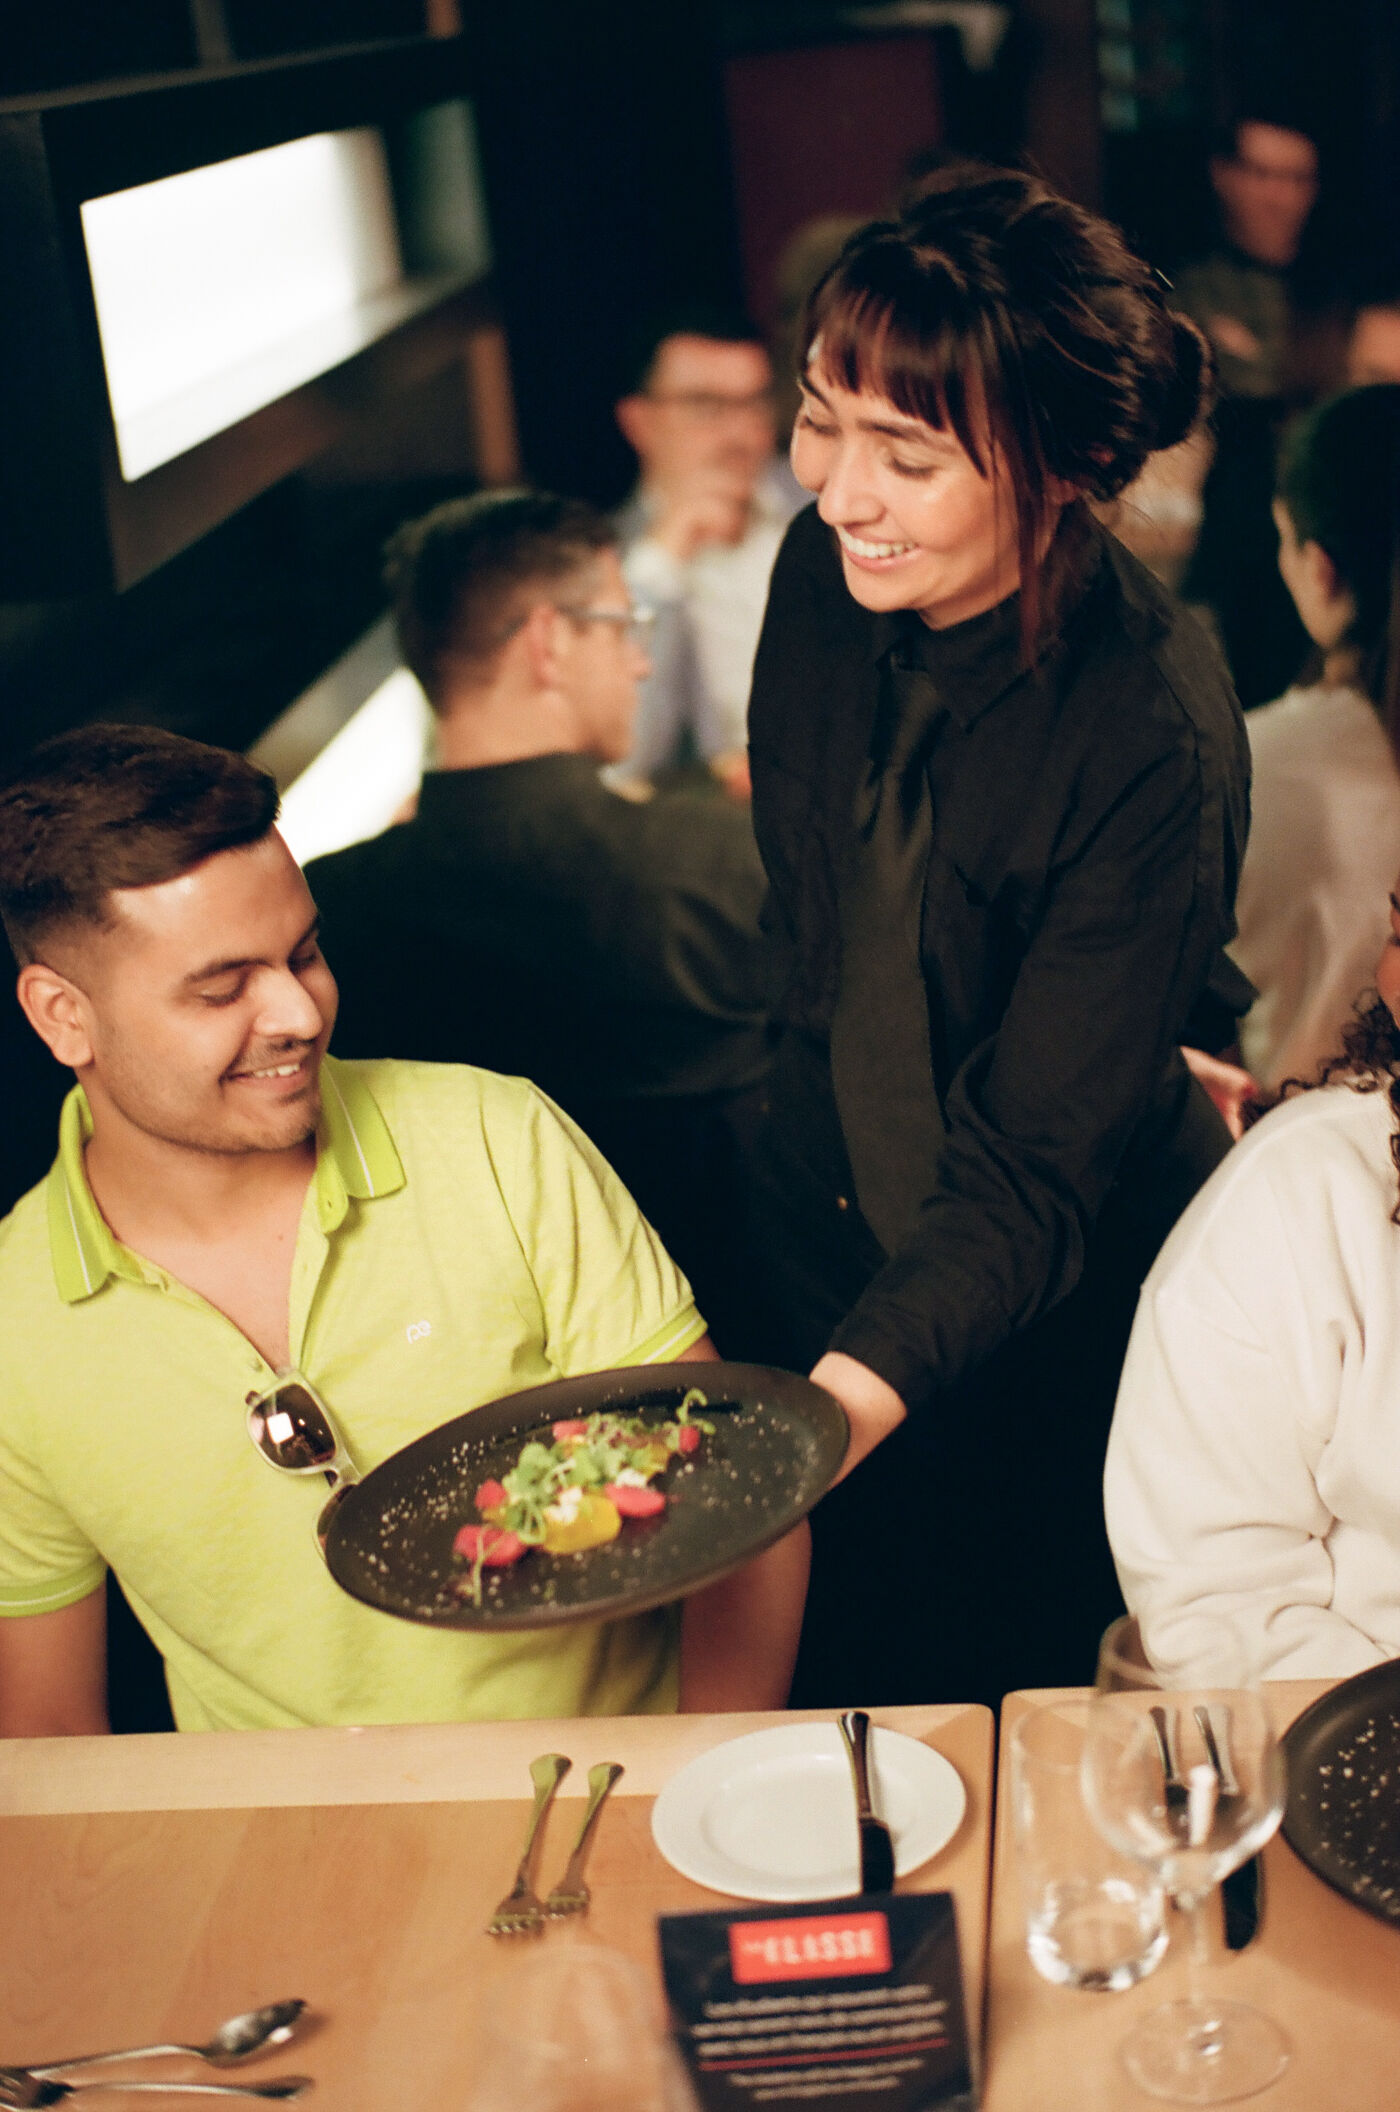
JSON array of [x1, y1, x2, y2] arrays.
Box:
[[452, 1388, 714, 1603]]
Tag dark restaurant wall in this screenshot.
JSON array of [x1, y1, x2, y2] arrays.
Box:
[[0, 1, 745, 770], [466, 2, 743, 510], [1096, 0, 1400, 280]]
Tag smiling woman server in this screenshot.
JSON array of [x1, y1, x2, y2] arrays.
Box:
[[747, 166, 1253, 1708]]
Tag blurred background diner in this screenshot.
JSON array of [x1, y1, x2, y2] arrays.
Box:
[[3, 0, 1400, 1739]]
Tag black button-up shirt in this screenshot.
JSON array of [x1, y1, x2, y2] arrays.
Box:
[[749, 503, 1253, 1412], [307, 754, 770, 1104]]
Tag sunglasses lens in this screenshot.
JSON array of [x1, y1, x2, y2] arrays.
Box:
[[249, 1383, 339, 1472]]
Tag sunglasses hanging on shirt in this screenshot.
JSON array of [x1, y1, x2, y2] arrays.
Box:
[[246, 1373, 360, 1554]]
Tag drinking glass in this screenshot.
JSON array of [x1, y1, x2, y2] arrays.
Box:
[[1012, 1699, 1167, 1990], [466, 1941, 695, 2112], [1083, 1612, 1289, 2104]]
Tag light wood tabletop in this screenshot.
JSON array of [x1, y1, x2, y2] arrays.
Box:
[[982, 1684, 1400, 2110], [0, 1702, 992, 2109]]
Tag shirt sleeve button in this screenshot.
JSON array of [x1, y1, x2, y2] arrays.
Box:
[[835, 1194, 849, 1212]]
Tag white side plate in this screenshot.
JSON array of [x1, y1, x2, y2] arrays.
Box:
[[651, 1722, 966, 1902]]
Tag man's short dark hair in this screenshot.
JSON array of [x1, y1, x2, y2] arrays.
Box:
[[618, 303, 767, 400], [385, 489, 617, 699], [1212, 102, 1318, 164], [0, 724, 279, 964]]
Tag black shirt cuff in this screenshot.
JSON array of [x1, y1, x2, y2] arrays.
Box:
[[826, 1307, 941, 1418]]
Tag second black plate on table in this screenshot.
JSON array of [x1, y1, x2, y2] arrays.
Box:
[[324, 1360, 847, 1633], [1281, 1655, 1400, 1927]]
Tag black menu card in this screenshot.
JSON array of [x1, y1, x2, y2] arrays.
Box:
[[659, 1892, 976, 2110]]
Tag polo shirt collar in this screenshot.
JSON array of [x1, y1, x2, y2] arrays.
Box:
[[46, 1054, 405, 1304], [314, 1055, 406, 1231], [46, 1089, 133, 1304]]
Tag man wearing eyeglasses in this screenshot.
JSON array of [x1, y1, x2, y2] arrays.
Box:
[[0, 723, 807, 1736], [305, 490, 770, 1356], [1175, 111, 1322, 403], [1174, 104, 1331, 708], [609, 309, 805, 799]]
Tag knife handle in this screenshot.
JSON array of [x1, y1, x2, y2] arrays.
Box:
[[839, 1709, 877, 1817], [1222, 1853, 1265, 1951]]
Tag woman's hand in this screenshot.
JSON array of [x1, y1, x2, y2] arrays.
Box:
[[809, 1351, 908, 1481], [1181, 1045, 1258, 1141]]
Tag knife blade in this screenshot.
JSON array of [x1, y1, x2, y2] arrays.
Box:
[[838, 1709, 896, 1894], [1191, 1704, 1262, 1950]]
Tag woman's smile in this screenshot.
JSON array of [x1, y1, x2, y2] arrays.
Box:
[[791, 368, 1025, 627], [833, 526, 919, 566]]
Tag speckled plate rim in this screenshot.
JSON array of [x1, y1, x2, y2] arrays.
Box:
[[324, 1361, 848, 1633], [1281, 1655, 1400, 1928]]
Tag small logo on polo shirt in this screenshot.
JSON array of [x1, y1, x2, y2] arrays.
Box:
[[406, 1320, 433, 1344]]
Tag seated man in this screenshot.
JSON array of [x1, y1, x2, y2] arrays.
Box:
[[306, 490, 771, 1351], [0, 725, 807, 1735], [1105, 872, 1400, 1678], [1175, 107, 1326, 706], [610, 308, 805, 797]]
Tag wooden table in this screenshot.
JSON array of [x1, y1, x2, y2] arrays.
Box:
[[0, 1703, 992, 2107], [982, 1684, 1400, 2109]]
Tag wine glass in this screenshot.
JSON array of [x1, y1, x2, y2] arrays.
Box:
[[1082, 1611, 1289, 2104]]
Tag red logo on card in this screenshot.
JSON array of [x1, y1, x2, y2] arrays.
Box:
[[728, 1911, 893, 1984]]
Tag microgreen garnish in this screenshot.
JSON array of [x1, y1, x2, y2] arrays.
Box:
[[453, 1395, 712, 1597]]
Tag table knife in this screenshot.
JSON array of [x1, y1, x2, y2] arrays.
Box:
[[838, 1709, 896, 1894], [1192, 1703, 1262, 1951], [1220, 1851, 1264, 1951]]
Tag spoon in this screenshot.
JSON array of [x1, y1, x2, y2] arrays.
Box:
[[20, 2004, 306, 2078], [0, 2077, 311, 2108]]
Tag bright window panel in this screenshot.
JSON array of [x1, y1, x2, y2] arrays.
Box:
[[276, 667, 433, 868], [81, 128, 405, 481]]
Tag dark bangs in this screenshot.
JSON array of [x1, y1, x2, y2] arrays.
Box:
[[802, 234, 1062, 651]]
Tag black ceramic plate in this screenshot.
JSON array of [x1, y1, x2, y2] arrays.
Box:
[[324, 1361, 847, 1632], [1281, 1656, 1400, 1927]]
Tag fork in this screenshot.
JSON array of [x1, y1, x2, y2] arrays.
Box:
[[1149, 1705, 1190, 1824], [1193, 1703, 1241, 1795], [545, 1762, 624, 1917], [0, 2079, 310, 2108], [486, 1752, 571, 1937]]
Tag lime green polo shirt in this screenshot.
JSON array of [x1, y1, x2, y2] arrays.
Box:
[[0, 1058, 706, 1730]]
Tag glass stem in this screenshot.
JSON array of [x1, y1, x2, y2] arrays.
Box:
[[1177, 1887, 1225, 2054]]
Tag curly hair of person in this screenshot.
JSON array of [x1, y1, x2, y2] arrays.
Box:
[[1267, 993, 1400, 1220]]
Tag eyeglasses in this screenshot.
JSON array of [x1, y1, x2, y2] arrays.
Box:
[[644, 388, 777, 421], [1231, 154, 1317, 191], [246, 1371, 360, 1554], [555, 601, 656, 646]]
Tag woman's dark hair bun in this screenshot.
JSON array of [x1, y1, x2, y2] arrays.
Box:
[[1061, 289, 1216, 504], [1152, 312, 1215, 457]]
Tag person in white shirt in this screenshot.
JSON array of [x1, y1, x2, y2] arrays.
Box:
[[1231, 384, 1400, 1088], [1106, 879, 1400, 1679], [610, 310, 805, 799]]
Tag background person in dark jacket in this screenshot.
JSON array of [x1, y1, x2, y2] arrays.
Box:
[[747, 167, 1253, 1708], [307, 492, 770, 1349]]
